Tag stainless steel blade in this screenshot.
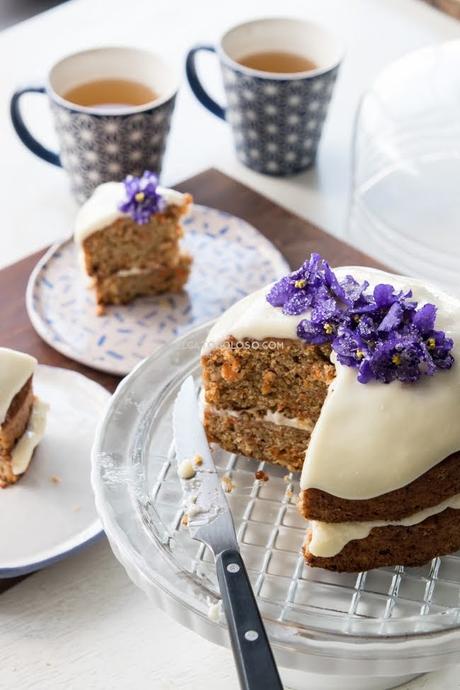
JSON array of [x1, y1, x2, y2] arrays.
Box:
[[172, 375, 238, 556]]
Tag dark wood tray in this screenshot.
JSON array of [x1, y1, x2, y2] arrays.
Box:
[[0, 168, 382, 592]]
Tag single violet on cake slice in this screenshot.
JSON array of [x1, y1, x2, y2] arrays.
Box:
[[266, 254, 454, 384], [118, 170, 166, 224]]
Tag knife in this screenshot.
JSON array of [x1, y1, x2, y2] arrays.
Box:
[[173, 375, 283, 690]]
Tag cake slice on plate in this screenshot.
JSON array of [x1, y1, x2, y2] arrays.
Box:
[[0, 348, 47, 487], [75, 171, 192, 313], [201, 253, 460, 571]]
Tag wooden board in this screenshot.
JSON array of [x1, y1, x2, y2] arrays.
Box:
[[0, 168, 383, 593]]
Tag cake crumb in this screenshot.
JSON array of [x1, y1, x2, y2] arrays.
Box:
[[73, 505, 81, 512], [207, 599, 223, 622], [50, 475, 61, 485], [283, 474, 292, 483], [286, 487, 294, 499], [221, 474, 235, 493], [181, 514, 190, 527], [193, 454, 203, 466], [255, 470, 269, 482], [178, 458, 196, 480]]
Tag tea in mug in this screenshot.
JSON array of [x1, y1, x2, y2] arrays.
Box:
[[237, 51, 317, 74], [63, 79, 157, 108]]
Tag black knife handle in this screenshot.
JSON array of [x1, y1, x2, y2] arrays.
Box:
[[216, 548, 284, 690]]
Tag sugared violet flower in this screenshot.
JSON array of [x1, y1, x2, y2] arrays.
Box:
[[119, 170, 166, 224], [266, 254, 454, 384]]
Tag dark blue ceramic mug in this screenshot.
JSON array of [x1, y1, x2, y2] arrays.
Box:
[[186, 18, 343, 176], [10, 47, 178, 202]]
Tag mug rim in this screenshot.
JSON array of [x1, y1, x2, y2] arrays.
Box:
[[217, 16, 345, 81], [46, 45, 179, 115]]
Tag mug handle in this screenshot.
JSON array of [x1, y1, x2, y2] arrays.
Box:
[[10, 86, 61, 166], [185, 46, 226, 121]]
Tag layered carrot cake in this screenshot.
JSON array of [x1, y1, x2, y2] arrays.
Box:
[[201, 253, 460, 571], [0, 348, 47, 488], [75, 171, 192, 312]]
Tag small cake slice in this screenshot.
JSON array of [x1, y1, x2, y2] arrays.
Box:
[[0, 348, 47, 487], [201, 254, 460, 571], [75, 171, 192, 312]]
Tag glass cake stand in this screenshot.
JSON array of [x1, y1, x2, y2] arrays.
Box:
[[92, 323, 460, 690]]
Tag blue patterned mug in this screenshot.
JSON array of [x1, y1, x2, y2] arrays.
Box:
[[10, 47, 179, 202], [186, 18, 343, 176]]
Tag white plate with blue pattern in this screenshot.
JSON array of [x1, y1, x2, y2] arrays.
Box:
[[26, 204, 289, 376]]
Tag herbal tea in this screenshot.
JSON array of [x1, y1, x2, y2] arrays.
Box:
[[63, 79, 157, 108], [237, 51, 317, 74]]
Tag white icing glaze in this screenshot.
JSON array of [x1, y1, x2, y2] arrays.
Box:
[[264, 409, 314, 432], [204, 402, 314, 431], [202, 286, 299, 354], [115, 267, 151, 277], [202, 267, 460, 500], [309, 491, 460, 557], [74, 181, 187, 244], [0, 348, 37, 425], [11, 398, 48, 475]]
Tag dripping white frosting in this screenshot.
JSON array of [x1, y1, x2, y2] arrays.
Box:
[[74, 181, 187, 245], [202, 267, 460, 500], [11, 398, 48, 476], [309, 492, 460, 558], [0, 348, 37, 425]]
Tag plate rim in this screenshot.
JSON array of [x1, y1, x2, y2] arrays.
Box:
[[0, 364, 109, 578], [26, 204, 290, 376]]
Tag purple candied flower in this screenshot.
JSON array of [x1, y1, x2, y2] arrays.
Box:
[[377, 301, 404, 333], [354, 313, 378, 339], [333, 327, 369, 369], [282, 289, 314, 315], [266, 252, 455, 385], [340, 275, 370, 307], [324, 262, 346, 302], [119, 170, 166, 224], [266, 253, 332, 316], [412, 303, 437, 334], [266, 263, 311, 311], [373, 283, 417, 311], [427, 329, 455, 369], [297, 318, 334, 345]]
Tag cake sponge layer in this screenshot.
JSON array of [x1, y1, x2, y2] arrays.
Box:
[[202, 338, 334, 421], [204, 408, 309, 472], [0, 378, 33, 454], [94, 253, 192, 307], [303, 507, 460, 572]]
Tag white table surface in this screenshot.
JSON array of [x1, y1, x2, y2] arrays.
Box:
[[1, 1, 460, 689]]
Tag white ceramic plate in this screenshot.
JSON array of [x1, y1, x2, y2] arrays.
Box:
[[26, 204, 289, 376], [0, 365, 110, 577]]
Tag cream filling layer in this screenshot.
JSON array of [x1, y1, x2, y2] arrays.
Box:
[[0, 348, 37, 425], [204, 403, 314, 432], [74, 181, 187, 244], [309, 492, 460, 558], [12, 398, 48, 476], [202, 267, 460, 500]]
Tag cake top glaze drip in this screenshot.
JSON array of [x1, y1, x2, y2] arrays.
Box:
[[0, 348, 37, 425], [202, 266, 460, 500], [74, 180, 186, 245]]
